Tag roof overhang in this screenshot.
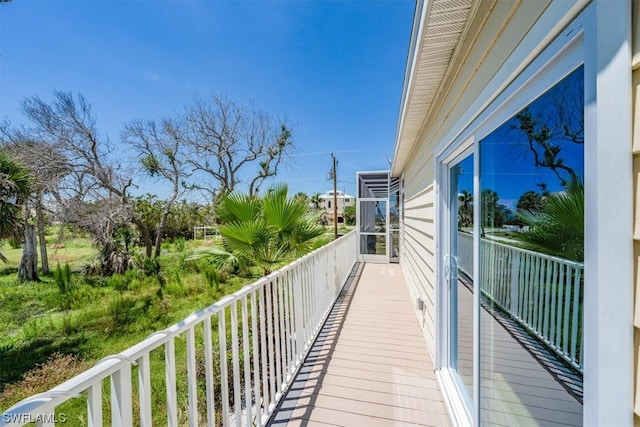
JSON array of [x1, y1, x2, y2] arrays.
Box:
[[357, 170, 391, 198], [391, 0, 474, 175]]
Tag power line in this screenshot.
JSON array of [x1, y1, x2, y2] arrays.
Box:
[[282, 149, 369, 158]]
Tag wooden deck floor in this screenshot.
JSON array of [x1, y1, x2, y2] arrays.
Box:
[[269, 263, 451, 427]]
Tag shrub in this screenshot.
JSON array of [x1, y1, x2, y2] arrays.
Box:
[[204, 268, 222, 292], [343, 205, 356, 225], [53, 263, 74, 295], [175, 237, 186, 253], [109, 297, 138, 328], [108, 274, 130, 293], [53, 263, 77, 311], [82, 275, 107, 287]]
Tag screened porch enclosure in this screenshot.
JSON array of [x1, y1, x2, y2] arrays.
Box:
[[356, 171, 400, 263]]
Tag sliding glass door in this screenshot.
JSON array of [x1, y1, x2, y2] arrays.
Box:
[[438, 18, 586, 425]]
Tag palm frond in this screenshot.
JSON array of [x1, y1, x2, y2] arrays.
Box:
[[219, 221, 273, 254], [186, 247, 252, 275], [514, 176, 583, 262], [216, 192, 262, 223], [0, 151, 31, 198], [263, 197, 308, 233], [285, 221, 326, 256], [214, 183, 333, 275], [185, 247, 231, 261]]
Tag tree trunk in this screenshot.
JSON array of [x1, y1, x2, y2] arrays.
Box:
[[36, 194, 49, 275], [19, 224, 39, 281], [133, 217, 153, 258], [154, 193, 178, 258], [154, 211, 169, 258]]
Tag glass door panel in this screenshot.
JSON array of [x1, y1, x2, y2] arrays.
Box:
[[478, 66, 584, 425], [448, 154, 474, 400]]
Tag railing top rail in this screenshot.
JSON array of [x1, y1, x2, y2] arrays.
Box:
[[458, 231, 584, 268], [2, 230, 357, 421]]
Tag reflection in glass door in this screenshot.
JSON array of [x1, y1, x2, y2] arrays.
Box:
[[478, 66, 584, 425], [446, 153, 474, 408]]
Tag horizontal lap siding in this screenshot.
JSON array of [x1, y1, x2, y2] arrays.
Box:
[[402, 179, 437, 358], [397, 0, 582, 363]]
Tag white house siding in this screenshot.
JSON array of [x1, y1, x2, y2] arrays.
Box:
[[397, 0, 584, 360], [402, 183, 436, 351]]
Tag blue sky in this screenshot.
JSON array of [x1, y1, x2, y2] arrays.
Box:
[[0, 0, 415, 200]]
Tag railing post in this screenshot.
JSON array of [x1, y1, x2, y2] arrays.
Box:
[[203, 317, 216, 427], [258, 287, 270, 417], [165, 338, 178, 427], [110, 363, 133, 427], [230, 300, 242, 427], [510, 250, 520, 316], [137, 354, 152, 427], [249, 292, 262, 426], [293, 263, 304, 366], [87, 383, 103, 427], [218, 312, 230, 426], [186, 327, 198, 427], [241, 297, 252, 427]]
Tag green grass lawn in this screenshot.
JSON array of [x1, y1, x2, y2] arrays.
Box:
[[0, 232, 259, 416]]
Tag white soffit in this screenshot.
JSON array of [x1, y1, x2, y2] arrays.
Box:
[[392, 0, 473, 175]]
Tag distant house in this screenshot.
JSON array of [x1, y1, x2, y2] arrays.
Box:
[[319, 190, 355, 223]]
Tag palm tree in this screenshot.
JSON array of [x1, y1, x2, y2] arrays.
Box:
[[0, 151, 31, 262], [513, 176, 583, 262], [310, 192, 322, 210], [293, 192, 309, 206], [192, 184, 325, 275], [457, 189, 473, 228]]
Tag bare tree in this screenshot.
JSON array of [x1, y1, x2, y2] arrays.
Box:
[[123, 117, 190, 257], [17, 91, 154, 261], [182, 94, 293, 200], [512, 69, 584, 187]]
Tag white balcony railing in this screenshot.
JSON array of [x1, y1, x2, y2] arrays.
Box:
[[457, 232, 584, 372], [1, 231, 357, 427]]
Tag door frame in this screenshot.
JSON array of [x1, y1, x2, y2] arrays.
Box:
[[435, 139, 476, 427]]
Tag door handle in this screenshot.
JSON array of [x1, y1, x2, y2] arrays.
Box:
[[444, 255, 458, 284], [444, 255, 450, 281]]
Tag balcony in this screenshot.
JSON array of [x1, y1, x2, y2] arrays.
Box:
[[0, 230, 583, 426]]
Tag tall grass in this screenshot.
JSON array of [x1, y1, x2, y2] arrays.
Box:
[[0, 234, 256, 414]]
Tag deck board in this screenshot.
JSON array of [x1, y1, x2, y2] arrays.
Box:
[[269, 263, 451, 427]]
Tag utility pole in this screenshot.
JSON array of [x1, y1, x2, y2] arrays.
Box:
[[331, 153, 338, 240]]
